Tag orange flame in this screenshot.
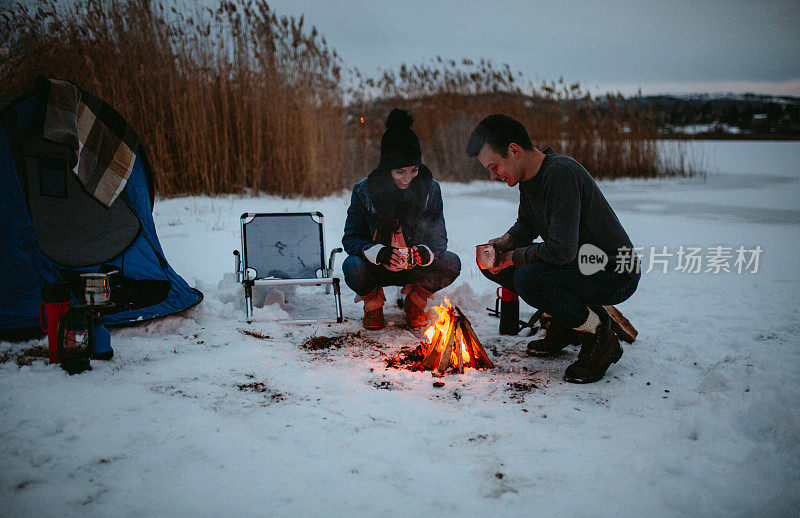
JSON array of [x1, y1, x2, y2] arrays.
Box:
[[422, 298, 473, 368]]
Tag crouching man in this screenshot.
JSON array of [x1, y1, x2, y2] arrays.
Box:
[[342, 109, 461, 330], [466, 114, 640, 383]]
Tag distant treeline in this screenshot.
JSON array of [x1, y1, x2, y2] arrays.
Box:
[[1, 0, 695, 197], [633, 95, 800, 137]]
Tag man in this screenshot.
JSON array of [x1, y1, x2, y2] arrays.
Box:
[[465, 114, 640, 383]]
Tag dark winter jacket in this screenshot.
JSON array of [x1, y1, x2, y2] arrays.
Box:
[[342, 165, 448, 259], [508, 148, 639, 276]]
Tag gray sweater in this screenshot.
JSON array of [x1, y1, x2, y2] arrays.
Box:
[[508, 148, 636, 272]]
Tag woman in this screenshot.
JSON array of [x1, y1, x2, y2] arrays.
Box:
[[342, 109, 461, 330]]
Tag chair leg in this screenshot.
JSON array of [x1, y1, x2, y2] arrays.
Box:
[[245, 282, 254, 323], [327, 249, 342, 297], [333, 277, 343, 323]]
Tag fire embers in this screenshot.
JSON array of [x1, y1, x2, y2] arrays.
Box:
[[420, 299, 494, 374], [383, 299, 493, 374]]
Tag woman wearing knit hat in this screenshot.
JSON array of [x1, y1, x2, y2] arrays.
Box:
[[342, 108, 461, 330]]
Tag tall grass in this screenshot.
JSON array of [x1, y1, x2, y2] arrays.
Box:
[[349, 59, 692, 181], [1, 0, 693, 198]]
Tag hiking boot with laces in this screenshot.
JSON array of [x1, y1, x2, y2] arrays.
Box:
[[362, 307, 385, 330], [563, 309, 623, 384], [357, 287, 386, 330], [527, 318, 582, 356], [404, 298, 430, 328], [404, 284, 433, 328]]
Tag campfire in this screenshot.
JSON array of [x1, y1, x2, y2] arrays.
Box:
[[419, 299, 494, 374]]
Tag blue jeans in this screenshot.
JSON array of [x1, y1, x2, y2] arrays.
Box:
[[343, 252, 461, 296], [481, 261, 639, 328]]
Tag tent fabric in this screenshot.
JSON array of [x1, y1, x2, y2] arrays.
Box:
[[18, 136, 141, 267], [0, 82, 202, 334]]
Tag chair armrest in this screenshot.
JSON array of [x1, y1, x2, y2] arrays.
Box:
[[328, 248, 343, 273]]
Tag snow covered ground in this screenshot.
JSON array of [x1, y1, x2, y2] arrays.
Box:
[[2, 140, 799, 516]]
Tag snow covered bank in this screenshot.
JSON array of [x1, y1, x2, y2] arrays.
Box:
[[2, 141, 799, 516]]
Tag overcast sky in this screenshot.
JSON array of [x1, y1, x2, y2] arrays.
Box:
[[266, 0, 800, 97]]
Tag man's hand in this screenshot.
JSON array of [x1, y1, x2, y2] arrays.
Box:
[[488, 233, 514, 252], [489, 250, 513, 274], [411, 245, 432, 267]]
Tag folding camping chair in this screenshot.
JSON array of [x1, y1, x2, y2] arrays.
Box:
[[233, 212, 343, 324]]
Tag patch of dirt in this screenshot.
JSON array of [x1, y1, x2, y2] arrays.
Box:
[[239, 329, 272, 339], [150, 384, 199, 399], [370, 380, 398, 390], [507, 381, 539, 392], [0, 345, 49, 367], [236, 381, 286, 402], [236, 381, 268, 392], [467, 433, 500, 445], [506, 380, 542, 403], [300, 331, 382, 350], [384, 343, 426, 371]]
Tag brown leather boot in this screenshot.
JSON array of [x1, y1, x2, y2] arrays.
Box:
[[357, 287, 385, 330], [563, 307, 623, 384], [404, 284, 433, 328]]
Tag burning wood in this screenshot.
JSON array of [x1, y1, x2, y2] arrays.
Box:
[[420, 299, 493, 374]]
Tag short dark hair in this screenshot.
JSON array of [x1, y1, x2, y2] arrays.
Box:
[[465, 114, 533, 158]]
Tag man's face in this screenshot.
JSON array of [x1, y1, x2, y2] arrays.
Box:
[[477, 144, 523, 187]]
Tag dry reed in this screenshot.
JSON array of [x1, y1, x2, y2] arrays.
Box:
[[1, 0, 693, 198]]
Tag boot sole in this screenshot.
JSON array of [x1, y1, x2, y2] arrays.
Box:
[[363, 323, 385, 330], [527, 338, 582, 357], [563, 345, 623, 384], [527, 346, 572, 357]]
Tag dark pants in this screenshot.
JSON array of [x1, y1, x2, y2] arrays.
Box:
[[343, 252, 461, 296], [481, 261, 639, 328]]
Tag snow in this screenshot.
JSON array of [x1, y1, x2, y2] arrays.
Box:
[[2, 141, 799, 516], [669, 122, 741, 135]]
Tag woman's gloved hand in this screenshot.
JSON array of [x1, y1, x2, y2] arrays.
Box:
[[411, 245, 432, 267], [375, 246, 396, 266]]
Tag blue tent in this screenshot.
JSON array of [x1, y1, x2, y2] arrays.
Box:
[[0, 81, 202, 336]]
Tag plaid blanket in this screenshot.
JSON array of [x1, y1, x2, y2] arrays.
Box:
[[37, 77, 139, 207]]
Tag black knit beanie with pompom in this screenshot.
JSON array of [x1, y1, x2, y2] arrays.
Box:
[[378, 108, 422, 170]]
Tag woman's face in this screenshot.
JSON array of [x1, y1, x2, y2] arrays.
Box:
[[390, 165, 419, 190]]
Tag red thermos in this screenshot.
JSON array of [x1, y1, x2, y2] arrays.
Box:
[[497, 287, 520, 335], [40, 282, 71, 364]]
